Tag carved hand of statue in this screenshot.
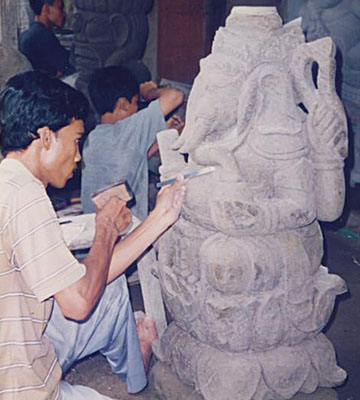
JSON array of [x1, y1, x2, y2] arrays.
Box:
[[307, 103, 347, 161], [210, 198, 262, 236]]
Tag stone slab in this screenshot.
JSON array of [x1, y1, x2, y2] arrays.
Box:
[[150, 362, 203, 400], [150, 361, 339, 400]]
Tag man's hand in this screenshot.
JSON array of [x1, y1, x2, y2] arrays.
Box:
[[154, 176, 186, 227], [140, 81, 159, 102], [105, 177, 186, 284], [95, 197, 131, 236], [166, 114, 185, 133], [55, 197, 131, 321], [140, 81, 184, 117]]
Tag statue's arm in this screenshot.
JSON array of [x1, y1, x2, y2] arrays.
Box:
[[209, 158, 317, 236]]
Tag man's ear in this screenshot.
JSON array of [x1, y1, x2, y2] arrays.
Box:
[[37, 126, 54, 150], [115, 97, 130, 112], [42, 2, 50, 17]]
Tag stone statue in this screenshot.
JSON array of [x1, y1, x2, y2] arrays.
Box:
[[300, 0, 360, 188], [153, 7, 348, 400], [73, 0, 153, 92]]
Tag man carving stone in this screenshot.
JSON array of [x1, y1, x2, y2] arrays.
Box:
[[0, 71, 185, 400]]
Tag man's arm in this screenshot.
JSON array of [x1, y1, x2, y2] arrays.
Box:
[[147, 114, 185, 158], [140, 81, 184, 117], [107, 178, 185, 282], [54, 197, 130, 320], [54, 178, 185, 321]]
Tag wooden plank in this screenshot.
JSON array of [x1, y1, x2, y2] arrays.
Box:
[[137, 246, 168, 338]]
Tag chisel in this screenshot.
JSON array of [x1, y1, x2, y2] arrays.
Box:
[[156, 166, 216, 188]]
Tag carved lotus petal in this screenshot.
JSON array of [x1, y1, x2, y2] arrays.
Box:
[[259, 345, 310, 399], [304, 334, 347, 387], [252, 295, 286, 351], [300, 365, 319, 394], [196, 350, 261, 400]]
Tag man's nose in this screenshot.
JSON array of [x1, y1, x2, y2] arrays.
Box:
[[75, 147, 81, 162]]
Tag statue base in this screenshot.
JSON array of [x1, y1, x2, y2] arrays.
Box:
[[150, 361, 339, 400]]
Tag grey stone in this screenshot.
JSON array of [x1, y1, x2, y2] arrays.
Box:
[[0, 44, 32, 160], [0, 44, 32, 90], [154, 6, 348, 400], [150, 362, 204, 400], [292, 388, 338, 400], [0, 0, 18, 48], [73, 0, 153, 93], [151, 361, 339, 400]]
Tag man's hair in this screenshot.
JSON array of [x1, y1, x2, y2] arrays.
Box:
[[88, 66, 140, 116], [29, 0, 56, 16], [0, 71, 88, 157]]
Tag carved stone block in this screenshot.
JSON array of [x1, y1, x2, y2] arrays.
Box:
[[154, 6, 348, 400], [73, 0, 153, 92]]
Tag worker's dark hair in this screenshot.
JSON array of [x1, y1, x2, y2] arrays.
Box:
[[29, 0, 57, 16], [0, 71, 88, 157], [88, 65, 140, 116]]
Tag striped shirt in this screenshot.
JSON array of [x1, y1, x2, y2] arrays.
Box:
[[0, 159, 86, 400]]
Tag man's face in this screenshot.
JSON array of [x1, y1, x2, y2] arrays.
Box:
[[46, 0, 66, 28], [127, 95, 139, 117], [42, 119, 84, 188], [114, 95, 139, 122]]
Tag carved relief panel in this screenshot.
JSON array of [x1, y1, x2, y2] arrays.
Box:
[[73, 0, 153, 91]]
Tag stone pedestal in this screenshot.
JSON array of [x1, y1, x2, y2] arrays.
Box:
[[151, 362, 339, 400]]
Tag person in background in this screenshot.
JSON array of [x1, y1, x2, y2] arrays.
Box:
[[19, 0, 74, 78], [81, 65, 184, 221]]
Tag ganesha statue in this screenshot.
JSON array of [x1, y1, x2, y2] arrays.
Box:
[[153, 7, 348, 400]]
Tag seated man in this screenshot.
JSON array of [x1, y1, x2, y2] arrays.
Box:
[[0, 71, 185, 400], [81, 65, 184, 221], [19, 0, 74, 77]]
